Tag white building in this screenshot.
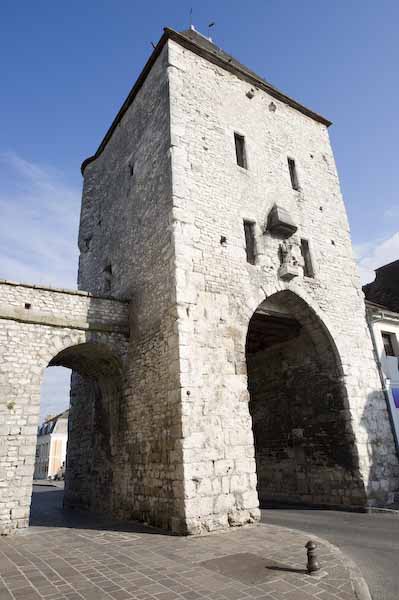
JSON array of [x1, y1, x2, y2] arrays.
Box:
[[34, 410, 69, 480], [364, 261, 399, 457]]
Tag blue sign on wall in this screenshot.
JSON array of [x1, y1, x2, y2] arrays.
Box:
[[392, 387, 399, 409]]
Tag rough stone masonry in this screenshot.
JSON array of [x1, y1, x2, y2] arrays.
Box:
[[0, 26, 398, 536]]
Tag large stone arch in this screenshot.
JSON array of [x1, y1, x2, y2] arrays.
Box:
[[245, 288, 366, 508]]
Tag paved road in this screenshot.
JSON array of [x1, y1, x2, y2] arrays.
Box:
[[262, 507, 399, 600], [30, 487, 397, 599], [0, 486, 359, 600]]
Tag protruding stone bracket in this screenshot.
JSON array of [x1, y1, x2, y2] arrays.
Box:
[[278, 264, 300, 281], [266, 204, 298, 238]]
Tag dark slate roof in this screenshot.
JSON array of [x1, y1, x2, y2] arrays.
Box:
[[175, 28, 331, 123], [81, 27, 331, 174], [363, 260, 399, 313]]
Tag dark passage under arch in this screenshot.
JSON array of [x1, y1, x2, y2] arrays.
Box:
[[246, 291, 366, 509], [48, 342, 125, 516]]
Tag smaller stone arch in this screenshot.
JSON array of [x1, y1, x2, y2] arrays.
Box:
[[245, 289, 366, 509], [49, 341, 124, 377], [44, 341, 127, 516], [0, 281, 130, 535]]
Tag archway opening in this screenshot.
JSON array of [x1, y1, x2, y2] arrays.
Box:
[[36, 366, 71, 481], [32, 342, 124, 526], [246, 291, 364, 508]]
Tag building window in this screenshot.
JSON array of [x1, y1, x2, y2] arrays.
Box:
[[288, 157, 299, 190], [243, 220, 256, 265], [103, 264, 112, 293], [300, 239, 314, 278], [382, 332, 396, 357], [234, 133, 247, 169]]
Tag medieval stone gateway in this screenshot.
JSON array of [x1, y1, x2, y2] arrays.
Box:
[[1, 26, 398, 535]]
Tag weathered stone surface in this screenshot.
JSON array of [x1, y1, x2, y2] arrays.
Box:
[[1, 28, 398, 536], [0, 281, 129, 535], [166, 34, 399, 526]]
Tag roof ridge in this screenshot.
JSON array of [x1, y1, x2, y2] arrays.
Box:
[[81, 26, 331, 174]]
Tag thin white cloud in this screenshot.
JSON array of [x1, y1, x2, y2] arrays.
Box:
[[0, 152, 82, 420], [355, 232, 399, 284], [384, 206, 399, 219], [0, 151, 80, 288]]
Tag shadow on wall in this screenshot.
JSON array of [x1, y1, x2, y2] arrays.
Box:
[[361, 390, 399, 508], [246, 289, 367, 510], [29, 486, 168, 535]]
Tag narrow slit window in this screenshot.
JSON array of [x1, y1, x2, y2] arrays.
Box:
[[234, 133, 247, 169], [104, 264, 112, 293], [382, 332, 396, 357], [244, 220, 256, 265], [288, 157, 299, 190], [300, 239, 314, 278]]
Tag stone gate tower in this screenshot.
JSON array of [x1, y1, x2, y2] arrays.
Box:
[[70, 26, 399, 532], [1, 26, 398, 536]]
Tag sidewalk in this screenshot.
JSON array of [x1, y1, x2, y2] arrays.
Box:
[[0, 519, 370, 600]]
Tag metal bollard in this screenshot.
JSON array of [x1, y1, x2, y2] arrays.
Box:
[[305, 540, 320, 574]]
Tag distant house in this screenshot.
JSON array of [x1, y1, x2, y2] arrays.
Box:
[[363, 260, 399, 313], [364, 260, 399, 450], [34, 410, 69, 480]]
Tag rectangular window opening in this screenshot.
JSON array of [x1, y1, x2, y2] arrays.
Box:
[[288, 157, 299, 190], [382, 332, 397, 357], [234, 133, 247, 169], [300, 239, 314, 278], [244, 220, 256, 265], [103, 264, 112, 293]]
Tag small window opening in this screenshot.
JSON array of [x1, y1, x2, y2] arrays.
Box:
[[103, 264, 112, 293], [288, 157, 299, 190], [382, 332, 397, 357], [234, 133, 247, 169], [129, 162, 134, 177], [243, 220, 256, 265], [300, 239, 314, 278], [24, 303, 31, 310]]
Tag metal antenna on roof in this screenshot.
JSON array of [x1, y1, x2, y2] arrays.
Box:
[[207, 21, 215, 40], [189, 7, 194, 30]]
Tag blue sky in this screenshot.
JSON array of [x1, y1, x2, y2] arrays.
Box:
[[1, 0, 398, 418]]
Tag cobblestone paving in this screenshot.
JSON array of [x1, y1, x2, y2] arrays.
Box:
[[0, 489, 361, 600]]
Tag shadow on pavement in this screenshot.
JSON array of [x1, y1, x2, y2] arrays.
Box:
[[29, 485, 169, 535]]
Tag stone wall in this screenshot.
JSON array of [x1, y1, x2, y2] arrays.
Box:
[[167, 35, 399, 530], [0, 280, 128, 534], [3, 30, 398, 537], [76, 44, 186, 531], [0, 280, 129, 331]]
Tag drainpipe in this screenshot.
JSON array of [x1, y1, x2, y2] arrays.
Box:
[[366, 313, 399, 458]]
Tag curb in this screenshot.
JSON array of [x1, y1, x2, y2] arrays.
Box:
[[188, 521, 372, 599], [367, 506, 399, 516], [267, 524, 373, 600], [345, 556, 373, 600]]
